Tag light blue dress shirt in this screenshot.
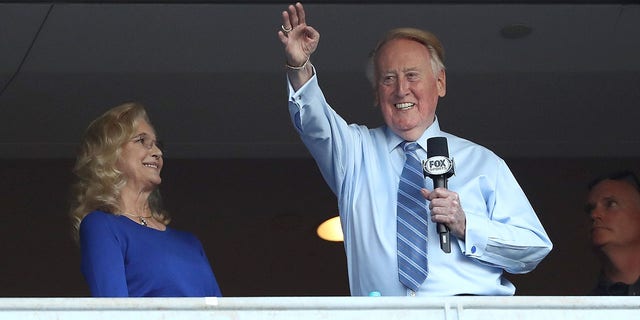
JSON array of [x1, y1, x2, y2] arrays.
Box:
[[287, 73, 553, 296]]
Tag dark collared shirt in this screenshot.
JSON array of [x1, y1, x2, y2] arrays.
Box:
[[590, 274, 640, 296]]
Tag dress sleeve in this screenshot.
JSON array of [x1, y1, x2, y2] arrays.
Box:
[[79, 212, 129, 297]]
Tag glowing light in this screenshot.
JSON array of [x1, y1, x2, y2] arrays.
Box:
[[316, 216, 343, 242]]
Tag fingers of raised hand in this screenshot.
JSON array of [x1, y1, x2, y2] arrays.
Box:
[[288, 4, 300, 27], [281, 24, 292, 34], [280, 10, 292, 36], [295, 2, 306, 25], [281, 3, 306, 35]]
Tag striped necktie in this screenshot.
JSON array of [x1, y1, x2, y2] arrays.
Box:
[[397, 142, 428, 291]]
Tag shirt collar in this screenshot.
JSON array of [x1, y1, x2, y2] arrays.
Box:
[[385, 117, 442, 153], [593, 272, 640, 295]]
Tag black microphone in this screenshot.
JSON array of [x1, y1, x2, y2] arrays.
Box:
[[422, 137, 455, 253]]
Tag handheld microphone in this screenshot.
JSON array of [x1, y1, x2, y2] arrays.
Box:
[[422, 137, 455, 253]]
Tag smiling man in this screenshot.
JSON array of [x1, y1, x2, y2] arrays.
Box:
[[586, 170, 640, 295], [277, 2, 552, 296]]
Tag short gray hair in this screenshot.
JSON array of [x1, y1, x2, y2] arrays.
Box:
[[366, 28, 446, 87]]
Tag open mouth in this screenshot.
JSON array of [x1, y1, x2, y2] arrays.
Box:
[[143, 163, 159, 169], [395, 102, 415, 110]]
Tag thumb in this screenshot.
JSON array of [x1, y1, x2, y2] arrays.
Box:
[[304, 26, 320, 40]]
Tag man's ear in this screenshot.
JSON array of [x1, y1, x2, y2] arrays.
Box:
[[437, 69, 446, 97]]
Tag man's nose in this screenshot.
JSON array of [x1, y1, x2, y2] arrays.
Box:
[[395, 78, 410, 97], [590, 206, 603, 220]]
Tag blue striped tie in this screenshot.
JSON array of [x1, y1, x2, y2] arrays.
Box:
[[397, 142, 428, 291]]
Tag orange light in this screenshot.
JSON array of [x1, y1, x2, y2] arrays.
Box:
[[316, 216, 343, 242]]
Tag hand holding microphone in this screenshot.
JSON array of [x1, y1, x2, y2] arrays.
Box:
[[422, 137, 456, 253]]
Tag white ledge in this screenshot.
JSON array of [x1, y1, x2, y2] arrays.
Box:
[[0, 296, 638, 320]]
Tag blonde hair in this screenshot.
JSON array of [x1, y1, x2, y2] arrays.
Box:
[[69, 102, 170, 242], [366, 28, 446, 87]]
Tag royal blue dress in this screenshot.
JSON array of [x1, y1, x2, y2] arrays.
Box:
[[80, 210, 222, 297]]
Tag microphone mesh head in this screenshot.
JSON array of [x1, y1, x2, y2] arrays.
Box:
[[427, 137, 449, 157]]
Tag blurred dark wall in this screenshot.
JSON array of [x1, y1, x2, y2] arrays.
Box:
[[1, 157, 637, 297]]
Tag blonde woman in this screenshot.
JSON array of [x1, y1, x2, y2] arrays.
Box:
[[70, 102, 221, 297]]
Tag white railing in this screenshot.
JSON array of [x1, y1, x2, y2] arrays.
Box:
[[0, 296, 638, 320]]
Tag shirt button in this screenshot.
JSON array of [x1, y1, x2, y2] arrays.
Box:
[[471, 246, 477, 254], [409, 290, 416, 296]]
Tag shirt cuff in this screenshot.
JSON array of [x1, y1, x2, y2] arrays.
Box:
[[287, 66, 318, 102], [459, 211, 489, 258]]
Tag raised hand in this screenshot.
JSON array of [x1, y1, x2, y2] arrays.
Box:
[[277, 2, 320, 70]]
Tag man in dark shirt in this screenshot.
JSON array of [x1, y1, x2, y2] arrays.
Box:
[[585, 170, 640, 296]]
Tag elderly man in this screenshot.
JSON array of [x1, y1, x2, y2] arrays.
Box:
[[277, 2, 552, 296]]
